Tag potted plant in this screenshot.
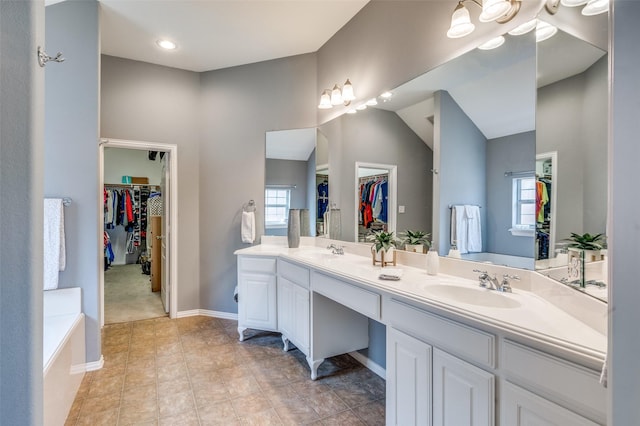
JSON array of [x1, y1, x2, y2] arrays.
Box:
[[366, 230, 398, 266], [400, 230, 431, 253], [566, 232, 606, 262]]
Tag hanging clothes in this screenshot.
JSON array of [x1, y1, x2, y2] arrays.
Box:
[[536, 180, 549, 223], [317, 180, 329, 219]]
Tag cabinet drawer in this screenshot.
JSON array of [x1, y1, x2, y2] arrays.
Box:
[[387, 298, 495, 368], [278, 259, 310, 288], [502, 340, 606, 423], [312, 272, 380, 320], [239, 256, 276, 274]]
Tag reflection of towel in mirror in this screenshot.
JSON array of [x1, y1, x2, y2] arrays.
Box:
[[465, 205, 482, 253], [241, 211, 255, 244], [44, 199, 66, 290], [451, 206, 467, 254]]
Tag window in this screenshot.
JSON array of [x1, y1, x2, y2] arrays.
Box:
[[265, 188, 291, 229], [511, 177, 536, 236]]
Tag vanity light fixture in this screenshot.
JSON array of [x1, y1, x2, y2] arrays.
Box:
[[581, 0, 608, 16], [507, 18, 537, 36], [447, 0, 521, 39], [536, 20, 558, 42], [317, 79, 355, 109], [545, 0, 608, 16], [156, 39, 177, 50], [478, 35, 505, 50]]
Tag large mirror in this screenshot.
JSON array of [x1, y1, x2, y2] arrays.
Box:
[[264, 6, 608, 302]]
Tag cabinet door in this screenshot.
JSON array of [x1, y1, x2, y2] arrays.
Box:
[[433, 348, 494, 426], [278, 277, 310, 356], [277, 278, 294, 338], [292, 282, 310, 352], [239, 272, 277, 331], [386, 327, 432, 426], [501, 382, 601, 426]]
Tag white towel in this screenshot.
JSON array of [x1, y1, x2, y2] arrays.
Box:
[[241, 211, 255, 244], [452, 206, 468, 254], [465, 205, 482, 253], [43, 199, 66, 290]]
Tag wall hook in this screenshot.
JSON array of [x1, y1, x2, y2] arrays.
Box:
[[37, 46, 65, 67]]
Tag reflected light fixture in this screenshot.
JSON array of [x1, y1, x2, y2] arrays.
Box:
[[380, 91, 393, 100], [366, 98, 378, 106], [536, 20, 557, 42], [478, 35, 505, 50], [156, 39, 177, 50], [447, 0, 521, 39], [508, 18, 537, 36], [317, 79, 355, 109], [546, 0, 608, 16], [581, 0, 608, 16]]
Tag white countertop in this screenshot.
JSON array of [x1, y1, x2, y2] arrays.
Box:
[[235, 244, 606, 364]]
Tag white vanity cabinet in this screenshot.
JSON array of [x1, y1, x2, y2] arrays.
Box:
[[386, 302, 495, 426], [386, 327, 432, 426], [277, 259, 310, 356], [237, 256, 277, 340]]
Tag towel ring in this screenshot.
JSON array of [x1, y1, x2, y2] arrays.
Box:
[[243, 200, 256, 212]]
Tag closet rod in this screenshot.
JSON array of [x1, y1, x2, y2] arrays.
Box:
[[104, 183, 160, 189], [504, 170, 535, 177], [448, 204, 482, 209]]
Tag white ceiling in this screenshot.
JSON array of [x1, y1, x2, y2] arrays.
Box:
[[98, 0, 369, 72], [266, 128, 316, 161]]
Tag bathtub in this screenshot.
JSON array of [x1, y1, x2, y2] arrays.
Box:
[[43, 287, 85, 426], [460, 252, 534, 269]]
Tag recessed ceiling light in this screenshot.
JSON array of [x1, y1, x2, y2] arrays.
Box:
[[508, 19, 537, 36], [366, 98, 378, 106], [346, 109, 357, 114], [380, 91, 393, 99], [536, 20, 557, 43], [156, 39, 177, 50], [356, 104, 367, 111]]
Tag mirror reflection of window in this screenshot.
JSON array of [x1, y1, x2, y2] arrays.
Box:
[[265, 188, 290, 230]]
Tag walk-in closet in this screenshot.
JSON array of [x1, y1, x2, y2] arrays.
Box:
[[103, 147, 167, 323]]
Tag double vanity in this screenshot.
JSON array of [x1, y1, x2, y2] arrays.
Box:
[[235, 238, 607, 426]]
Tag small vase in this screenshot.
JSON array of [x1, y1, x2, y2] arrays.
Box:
[[372, 246, 395, 267], [426, 247, 439, 275], [287, 209, 300, 248], [300, 209, 310, 237]]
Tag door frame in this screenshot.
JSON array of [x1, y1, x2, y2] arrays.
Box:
[[536, 151, 557, 259], [99, 138, 179, 326], [354, 162, 398, 242]]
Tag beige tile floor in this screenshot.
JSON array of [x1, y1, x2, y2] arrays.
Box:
[[66, 316, 385, 425]]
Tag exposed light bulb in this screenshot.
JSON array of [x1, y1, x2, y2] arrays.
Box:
[[447, 2, 475, 38]]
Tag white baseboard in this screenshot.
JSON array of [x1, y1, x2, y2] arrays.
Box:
[[177, 309, 238, 321], [349, 351, 386, 379], [84, 355, 104, 372]]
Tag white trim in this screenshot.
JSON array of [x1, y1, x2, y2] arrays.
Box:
[[349, 351, 386, 379], [84, 355, 104, 372], [99, 138, 179, 323], [536, 151, 557, 255], [177, 309, 239, 320], [354, 162, 398, 242]]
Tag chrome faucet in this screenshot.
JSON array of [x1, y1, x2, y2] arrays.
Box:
[[498, 274, 520, 293], [327, 244, 344, 255], [473, 269, 499, 290]]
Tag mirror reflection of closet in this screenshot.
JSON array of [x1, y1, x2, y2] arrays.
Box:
[[535, 152, 557, 262], [315, 129, 330, 237], [355, 162, 397, 242]]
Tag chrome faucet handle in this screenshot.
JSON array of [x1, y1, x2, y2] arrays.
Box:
[[473, 269, 490, 287], [498, 274, 519, 293]]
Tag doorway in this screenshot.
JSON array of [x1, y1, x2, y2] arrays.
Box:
[[99, 139, 179, 326]]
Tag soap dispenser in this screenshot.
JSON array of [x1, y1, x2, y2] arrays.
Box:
[[426, 242, 439, 275]]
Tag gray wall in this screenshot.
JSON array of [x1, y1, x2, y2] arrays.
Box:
[[104, 147, 164, 185], [435, 91, 487, 255], [199, 54, 317, 313], [537, 55, 608, 242], [486, 132, 536, 257], [265, 158, 310, 236], [45, 0, 101, 363], [306, 149, 317, 236], [610, 1, 640, 423], [0, 1, 45, 423], [323, 107, 433, 243], [101, 55, 202, 312]]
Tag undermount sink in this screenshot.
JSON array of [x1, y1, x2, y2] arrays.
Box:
[[296, 252, 340, 262], [425, 285, 522, 309]]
